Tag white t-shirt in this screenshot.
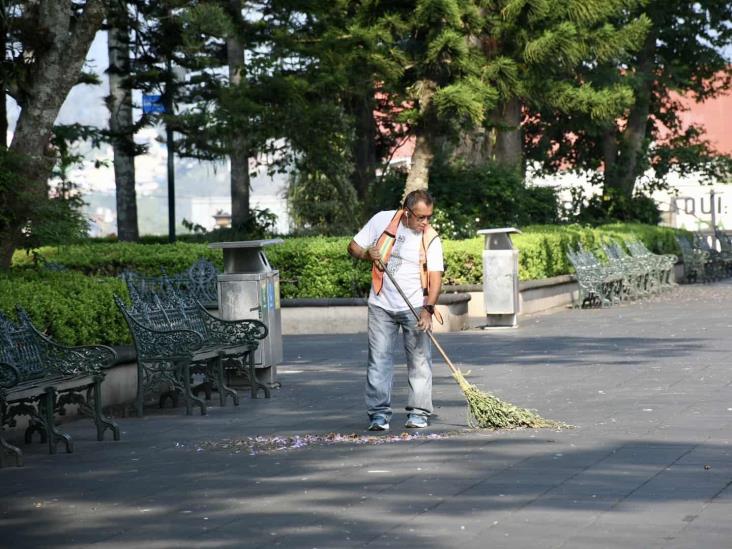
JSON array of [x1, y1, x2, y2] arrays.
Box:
[[353, 210, 444, 312]]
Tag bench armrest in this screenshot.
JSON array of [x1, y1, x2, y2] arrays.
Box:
[[130, 325, 205, 361], [196, 303, 268, 345], [21, 317, 116, 376], [0, 361, 20, 389], [41, 342, 117, 376]]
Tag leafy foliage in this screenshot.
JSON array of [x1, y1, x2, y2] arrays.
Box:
[[370, 162, 560, 237], [14, 225, 683, 302], [0, 271, 130, 346], [525, 0, 732, 213]]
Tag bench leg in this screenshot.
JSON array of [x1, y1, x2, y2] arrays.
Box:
[[248, 351, 271, 399], [0, 403, 23, 467], [25, 419, 47, 445], [91, 377, 120, 442], [136, 361, 145, 417], [180, 360, 206, 416], [41, 388, 73, 455], [216, 354, 239, 407], [0, 432, 23, 467]]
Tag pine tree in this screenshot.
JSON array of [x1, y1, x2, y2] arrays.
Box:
[[443, 0, 651, 174], [524, 0, 732, 218], [394, 0, 498, 194]]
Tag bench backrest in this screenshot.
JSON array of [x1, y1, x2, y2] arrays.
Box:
[[0, 311, 46, 382], [122, 259, 219, 307], [716, 232, 732, 253], [117, 285, 211, 342], [675, 235, 692, 256]]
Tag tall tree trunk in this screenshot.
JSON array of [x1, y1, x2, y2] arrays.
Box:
[[0, 1, 106, 269], [492, 97, 522, 172], [601, 125, 619, 182], [404, 80, 436, 197], [107, 24, 139, 241], [348, 84, 377, 200], [605, 31, 656, 200], [227, 0, 250, 230], [439, 125, 494, 167], [404, 130, 434, 196]]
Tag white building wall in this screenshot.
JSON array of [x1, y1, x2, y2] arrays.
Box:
[[528, 165, 730, 232]]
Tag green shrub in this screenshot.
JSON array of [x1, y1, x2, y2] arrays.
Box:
[[9, 224, 686, 313], [12, 242, 224, 276], [267, 237, 372, 298], [0, 271, 130, 346], [568, 189, 662, 225]]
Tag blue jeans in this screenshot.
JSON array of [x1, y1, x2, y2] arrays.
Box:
[[366, 304, 433, 421]]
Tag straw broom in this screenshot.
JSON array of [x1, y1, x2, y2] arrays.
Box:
[[379, 261, 563, 430]]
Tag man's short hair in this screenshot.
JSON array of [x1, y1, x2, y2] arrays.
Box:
[[402, 189, 434, 210]]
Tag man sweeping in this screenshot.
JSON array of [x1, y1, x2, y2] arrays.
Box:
[[347, 189, 444, 431]]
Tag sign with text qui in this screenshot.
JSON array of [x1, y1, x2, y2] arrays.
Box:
[[142, 94, 165, 114]]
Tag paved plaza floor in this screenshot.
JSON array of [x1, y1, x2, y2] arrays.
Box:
[[2, 281, 732, 548]]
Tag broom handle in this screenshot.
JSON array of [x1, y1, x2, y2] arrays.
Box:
[[377, 260, 460, 376]]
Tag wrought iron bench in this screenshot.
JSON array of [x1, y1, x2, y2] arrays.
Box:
[[0, 309, 120, 467], [115, 290, 269, 418], [695, 232, 732, 278], [122, 258, 220, 309], [715, 231, 732, 276], [600, 241, 654, 299], [567, 246, 625, 308], [675, 235, 709, 283], [626, 240, 677, 290]]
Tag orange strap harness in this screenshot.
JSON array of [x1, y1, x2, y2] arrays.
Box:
[[371, 209, 443, 324]]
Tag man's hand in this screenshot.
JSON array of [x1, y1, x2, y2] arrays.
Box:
[[348, 240, 382, 265], [417, 309, 432, 332], [364, 246, 382, 262]]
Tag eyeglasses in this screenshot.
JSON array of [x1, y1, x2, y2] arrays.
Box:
[[406, 206, 433, 223]]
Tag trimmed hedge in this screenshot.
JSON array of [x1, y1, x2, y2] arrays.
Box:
[[427, 223, 685, 286], [0, 271, 130, 346], [12, 223, 686, 297], [11, 242, 224, 276]]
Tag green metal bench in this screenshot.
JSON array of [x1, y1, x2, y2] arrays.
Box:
[[115, 289, 269, 418], [0, 309, 120, 467], [626, 240, 677, 290], [600, 241, 654, 299], [696, 233, 732, 278], [675, 235, 709, 283], [715, 231, 732, 276], [567, 246, 624, 307]]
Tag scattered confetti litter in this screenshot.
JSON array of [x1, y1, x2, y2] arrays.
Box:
[[196, 432, 454, 455]]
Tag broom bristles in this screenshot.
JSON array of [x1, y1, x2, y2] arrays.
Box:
[[452, 369, 565, 430]]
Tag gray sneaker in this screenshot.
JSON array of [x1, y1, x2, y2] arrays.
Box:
[[404, 414, 429, 428], [368, 416, 390, 432]]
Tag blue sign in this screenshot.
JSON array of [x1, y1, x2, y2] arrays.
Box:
[[142, 94, 165, 114]]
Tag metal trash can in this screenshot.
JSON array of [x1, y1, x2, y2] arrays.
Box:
[[477, 228, 521, 327], [209, 239, 284, 387]]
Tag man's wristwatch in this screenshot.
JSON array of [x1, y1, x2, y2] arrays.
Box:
[[423, 304, 435, 315]]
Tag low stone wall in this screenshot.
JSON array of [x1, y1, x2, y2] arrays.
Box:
[[281, 262, 686, 333], [281, 293, 471, 335], [444, 274, 579, 327]]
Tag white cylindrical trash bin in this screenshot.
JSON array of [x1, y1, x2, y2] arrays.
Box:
[[477, 228, 521, 327]]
